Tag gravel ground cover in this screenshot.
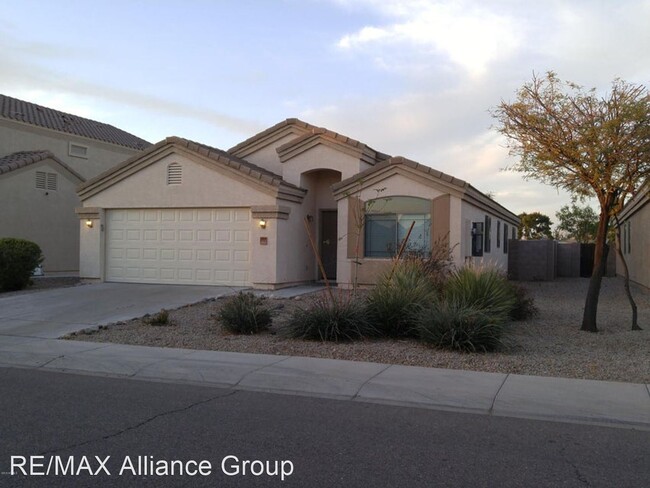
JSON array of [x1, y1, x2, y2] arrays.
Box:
[[0, 276, 82, 297], [66, 277, 650, 384]]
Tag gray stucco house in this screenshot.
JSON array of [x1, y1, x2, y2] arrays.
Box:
[[0, 94, 150, 273]]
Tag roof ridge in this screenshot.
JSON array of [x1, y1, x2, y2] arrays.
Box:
[[0, 94, 152, 150]]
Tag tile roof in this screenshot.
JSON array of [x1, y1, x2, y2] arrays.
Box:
[[229, 118, 390, 164], [332, 156, 519, 224], [0, 150, 84, 181], [78, 136, 306, 201], [169, 136, 302, 190], [0, 94, 151, 150]]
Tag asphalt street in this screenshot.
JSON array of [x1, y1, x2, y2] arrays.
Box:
[[0, 367, 648, 488]]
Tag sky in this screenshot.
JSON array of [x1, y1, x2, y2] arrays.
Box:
[[3, 0, 649, 222]]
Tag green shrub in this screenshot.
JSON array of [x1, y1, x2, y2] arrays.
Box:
[[0, 238, 43, 292], [145, 309, 171, 326], [283, 293, 375, 342], [445, 265, 516, 324], [219, 292, 272, 334], [506, 282, 539, 321], [416, 297, 506, 352], [367, 258, 438, 337]]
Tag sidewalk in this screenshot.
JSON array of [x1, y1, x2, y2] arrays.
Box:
[[1, 334, 649, 431]]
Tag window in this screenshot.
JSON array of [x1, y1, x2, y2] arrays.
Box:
[[484, 215, 492, 253], [69, 142, 88, 159], [503, 224, 509, 253], [167, 163, 182, 185], [626, 221, 631, 254], [471, 222, 484, 256], [496, 220, 501, 248], [35, 171, 57, 191], [511, 227, 516, 241], [364, 197, 431, 257]]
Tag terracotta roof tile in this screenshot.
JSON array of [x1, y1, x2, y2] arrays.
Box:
[[0, 94, 151, 150], [0, 150, 84, 181]]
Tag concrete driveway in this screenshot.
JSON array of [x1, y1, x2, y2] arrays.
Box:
[[0, 282, 240, 339]]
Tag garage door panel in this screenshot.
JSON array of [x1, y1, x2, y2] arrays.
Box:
[[106, 208, 250, 286]]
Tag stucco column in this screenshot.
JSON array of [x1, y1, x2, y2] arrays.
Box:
[[250, 206, 290, 289]]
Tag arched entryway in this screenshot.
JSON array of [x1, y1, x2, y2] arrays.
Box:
[[300, 169, 342, 280]]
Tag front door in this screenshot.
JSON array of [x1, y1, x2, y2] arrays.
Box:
[[319, 210, 337, 280]]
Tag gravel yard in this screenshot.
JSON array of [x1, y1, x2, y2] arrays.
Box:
[[66, 277, 650, 384], [0, 276, 82, 297]]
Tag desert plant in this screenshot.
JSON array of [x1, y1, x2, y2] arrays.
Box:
[[416, 297, 506, 352], [145, 309, 171, 326], [0, 238, 43, 292], [445, 265, 516, 324], [219, 292, 272, 334], [283, 292, 375, 342], [506, 282, 538, 321], [367, 258, 438, 337]]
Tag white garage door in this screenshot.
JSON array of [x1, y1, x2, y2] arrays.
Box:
[[106, 208, 250, 285]]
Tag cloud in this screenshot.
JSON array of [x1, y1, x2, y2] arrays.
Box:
[[0, 30, 263, 139], [335, 1, 521, 78]]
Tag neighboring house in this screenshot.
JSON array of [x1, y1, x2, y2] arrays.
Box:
[[618, 183, 649, 288], [77, 119, 519, 289], [0, 94, 151, 273]]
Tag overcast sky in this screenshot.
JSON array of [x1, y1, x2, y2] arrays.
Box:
[[3, 0, 649, 220]]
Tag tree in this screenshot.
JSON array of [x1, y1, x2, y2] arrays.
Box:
[[493, 72, 650, 332], [518, 212, 553, 239], [555, 204, 599, 243]]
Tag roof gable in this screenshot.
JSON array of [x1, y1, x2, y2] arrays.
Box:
[[0, 150, 84, 182], [228, 118, 314, 158], [0, 94, 151, 150], [228, 118, 389, 166], [78, 136, 305, 202], [276, 128, 390, 166], [333, 156, 519, 225]]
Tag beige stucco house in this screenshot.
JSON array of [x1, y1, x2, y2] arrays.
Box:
[[0, 94, 151, 273], [618, 183, 649, 288], [77, 119, 519, 289]]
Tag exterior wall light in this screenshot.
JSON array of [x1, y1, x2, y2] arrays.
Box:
[[85, 219, 93, 228], [259, 218, 267, 229]]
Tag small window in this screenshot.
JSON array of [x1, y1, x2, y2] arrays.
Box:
[[35, 171, 57, 191], [503, 224, 508, 253], [484, 215, 492, 253], [167, 163, 182, 185], [69, 142, 88, 159], [496, 220, 501, 248], [626, 221, 631, 254], [472, 222, 484, 257], [511, 227, 516, 241]]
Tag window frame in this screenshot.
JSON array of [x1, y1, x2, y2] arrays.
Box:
[[363, 196, 431, 258]]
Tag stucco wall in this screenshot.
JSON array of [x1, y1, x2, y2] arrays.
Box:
[[0, 160, 82, 272], [237, 133, 299, 177], [282, 144, 369, 187], [336, 173, 454, 287], [618, 202, 650, 288], [82, 153, 277, 209], [0, 119, 139, 180], [460, 201, 511, 271]]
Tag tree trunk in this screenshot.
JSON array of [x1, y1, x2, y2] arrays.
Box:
[[614, 216, 641, 331], [581, 210, 610, 332]]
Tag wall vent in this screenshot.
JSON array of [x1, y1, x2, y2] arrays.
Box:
[[167, 163, 182, 185]]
